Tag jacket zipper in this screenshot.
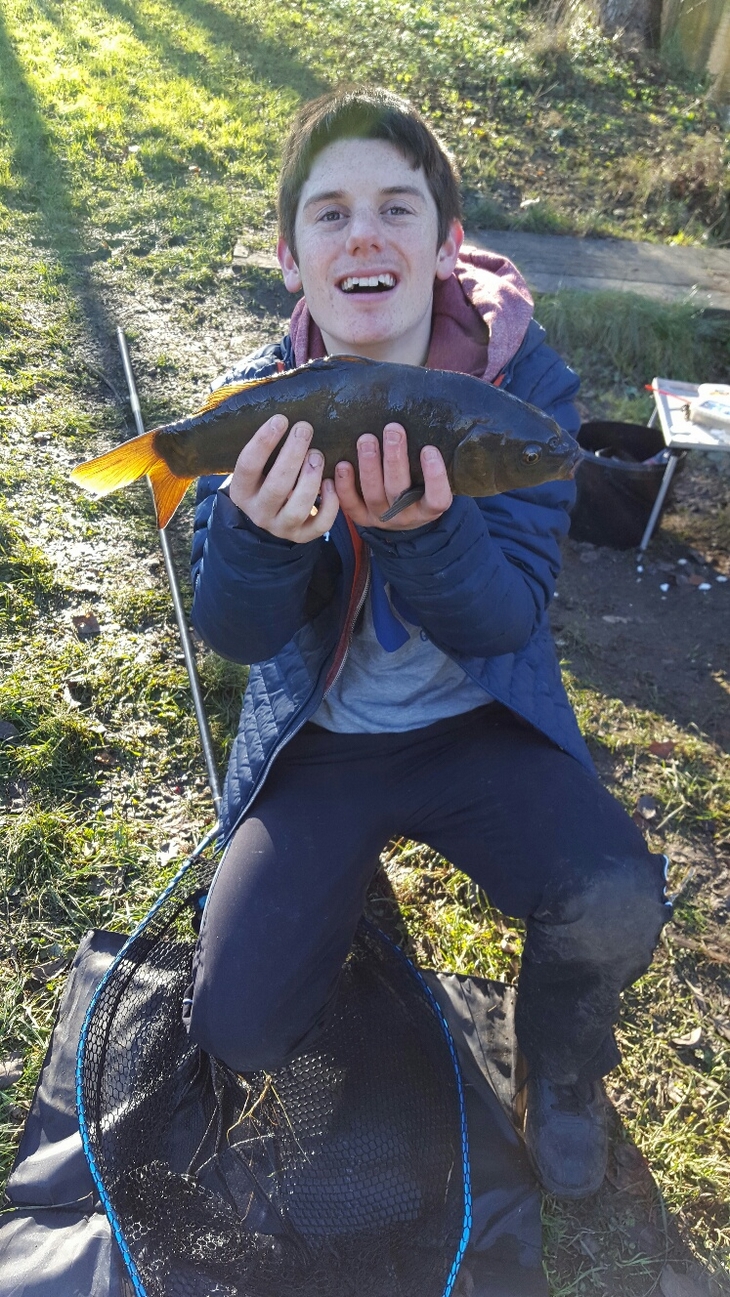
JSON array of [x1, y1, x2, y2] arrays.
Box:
[[222, 520, 368, 845], [323, 561, 370, 694], [322, 515, 370, 694]]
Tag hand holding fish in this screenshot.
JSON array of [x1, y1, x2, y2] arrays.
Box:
[[229, 413, 340, 542], [335, 423, 453, 531]]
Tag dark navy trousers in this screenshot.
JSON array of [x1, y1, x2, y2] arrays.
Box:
[[186, 704, 670, 1082]]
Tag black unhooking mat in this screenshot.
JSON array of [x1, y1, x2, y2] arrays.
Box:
[[1, 910, 546, 1297]]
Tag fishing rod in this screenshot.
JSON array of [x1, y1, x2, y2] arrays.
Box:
[[116, 326, 222, 820]]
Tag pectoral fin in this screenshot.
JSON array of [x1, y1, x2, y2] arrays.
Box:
[[379, 487, 424, 522]]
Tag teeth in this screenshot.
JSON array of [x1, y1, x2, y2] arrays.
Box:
[[341, 273, 396, 292]]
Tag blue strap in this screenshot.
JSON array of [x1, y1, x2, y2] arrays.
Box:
[[370, 555, 422, 652]]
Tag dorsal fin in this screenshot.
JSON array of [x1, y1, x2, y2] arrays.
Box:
[[193, 382, 261, 416], [191, 355, 376, 417]]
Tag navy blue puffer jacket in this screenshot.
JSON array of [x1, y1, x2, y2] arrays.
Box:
[[191, 318, 594, 842]]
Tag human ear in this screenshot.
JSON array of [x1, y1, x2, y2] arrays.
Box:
[[434, 219, 464, 281], [277, 237, 303, 293]]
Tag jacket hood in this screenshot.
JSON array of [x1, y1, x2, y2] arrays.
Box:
[[428, 245, 534, 383]]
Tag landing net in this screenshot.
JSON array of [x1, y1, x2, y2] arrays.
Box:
[[76, 850, 471, 1297]]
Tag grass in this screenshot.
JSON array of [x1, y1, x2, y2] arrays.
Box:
[[0, 1, 729, 1293], [536, 290, 730, 422]]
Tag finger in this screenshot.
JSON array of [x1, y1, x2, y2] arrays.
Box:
[[232, 413, 289, 489], [283, 478, 340, 542], [307, 477, 341, 536], [257, 420, 314, 509], [278, 447, 327, 526], [381, 423, 411, 503], [334, 459, 363, 511], [420, 445, 453, 516], [355, 434, 388, 515], [334, 458, 372, 526]]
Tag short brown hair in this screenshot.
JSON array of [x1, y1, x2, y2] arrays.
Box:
[[278, 86, 462, 257]]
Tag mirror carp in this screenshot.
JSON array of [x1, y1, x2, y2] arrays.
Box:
[[70, 354, 581, 529]]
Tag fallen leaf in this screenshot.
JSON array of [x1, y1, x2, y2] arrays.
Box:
[[30, 956, 67, 985], [649, 740, 676, 758], [606, 1141, 652, 1195], [602, 615, 630, 624], [578, 1232, 599, 1260], [0, 1054, 23, 1090], [636, 794, 659, 820], [635, 1224, 666, 1257], [659, 1263, 714, 1297], [38, 943, 63, 959], [687, 574, 706, 585], [670, 1026, 703, 1048], [711, 1017, 730, 1043], [72, 612, 101, 639]]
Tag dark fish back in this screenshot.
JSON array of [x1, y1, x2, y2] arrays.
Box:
[[152, 357, 566, 488]]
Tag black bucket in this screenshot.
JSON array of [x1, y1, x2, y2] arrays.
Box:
[[569, 421, 684, 549]]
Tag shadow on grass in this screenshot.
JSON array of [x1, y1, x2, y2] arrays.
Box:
[[568, 643, 730, 758], [546, 1101, 729, 1297], [0, 8, 123, 384], [94, 0, 327, 113]]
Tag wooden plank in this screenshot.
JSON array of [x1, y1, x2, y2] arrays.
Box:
[[467, 229, 730, 312]]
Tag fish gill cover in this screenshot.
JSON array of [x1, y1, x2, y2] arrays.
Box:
[[76, 850, 471, 1297]]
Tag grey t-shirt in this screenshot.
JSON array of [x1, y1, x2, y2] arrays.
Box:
[[312, 572, 491, 733]]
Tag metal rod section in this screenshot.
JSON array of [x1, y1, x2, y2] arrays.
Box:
[[637, 450, 681, 556], [116, 326, 222, 816]]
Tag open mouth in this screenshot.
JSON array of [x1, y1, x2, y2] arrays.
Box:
[[338, 273, 397, 294]]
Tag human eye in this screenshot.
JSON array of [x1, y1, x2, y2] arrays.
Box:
[[318, 207, 345, 224], [384, 203, 410, 217]]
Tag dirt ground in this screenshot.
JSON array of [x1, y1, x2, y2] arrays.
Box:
[[556, 470, 730, 753]]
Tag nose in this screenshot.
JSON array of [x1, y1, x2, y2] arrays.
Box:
[[345, 205, 384, 256]]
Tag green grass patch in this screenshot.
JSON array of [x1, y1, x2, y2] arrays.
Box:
[[564, 676, 730, 842], [0, 0, 727, 317], [0, 503, 65, 630], [536, 290, 730, 418]]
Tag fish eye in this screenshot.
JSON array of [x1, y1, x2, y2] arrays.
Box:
[[522, 445, 542, 465]]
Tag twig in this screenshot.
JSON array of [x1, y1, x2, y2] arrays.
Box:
[[77, 358, 126, 406], [665, 931, 730, 967]]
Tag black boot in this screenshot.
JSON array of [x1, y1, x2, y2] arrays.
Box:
[[523, 1074, 608, 1199]]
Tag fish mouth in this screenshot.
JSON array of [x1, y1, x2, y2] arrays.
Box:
[[337, 271, 398, 295], [561, 447, 584, 479]]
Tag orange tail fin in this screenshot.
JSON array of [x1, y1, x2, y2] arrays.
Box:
[[147, 460, 194, 529], [70, 431, 194, 529]]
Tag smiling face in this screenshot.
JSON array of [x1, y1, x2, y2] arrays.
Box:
[[277, 138, 463, 366]]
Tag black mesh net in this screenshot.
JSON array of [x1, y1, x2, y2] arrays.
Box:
[[78, 851, 470, 1297]]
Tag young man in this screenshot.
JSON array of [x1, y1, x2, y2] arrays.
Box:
[[185, 86, 670, 1200]]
